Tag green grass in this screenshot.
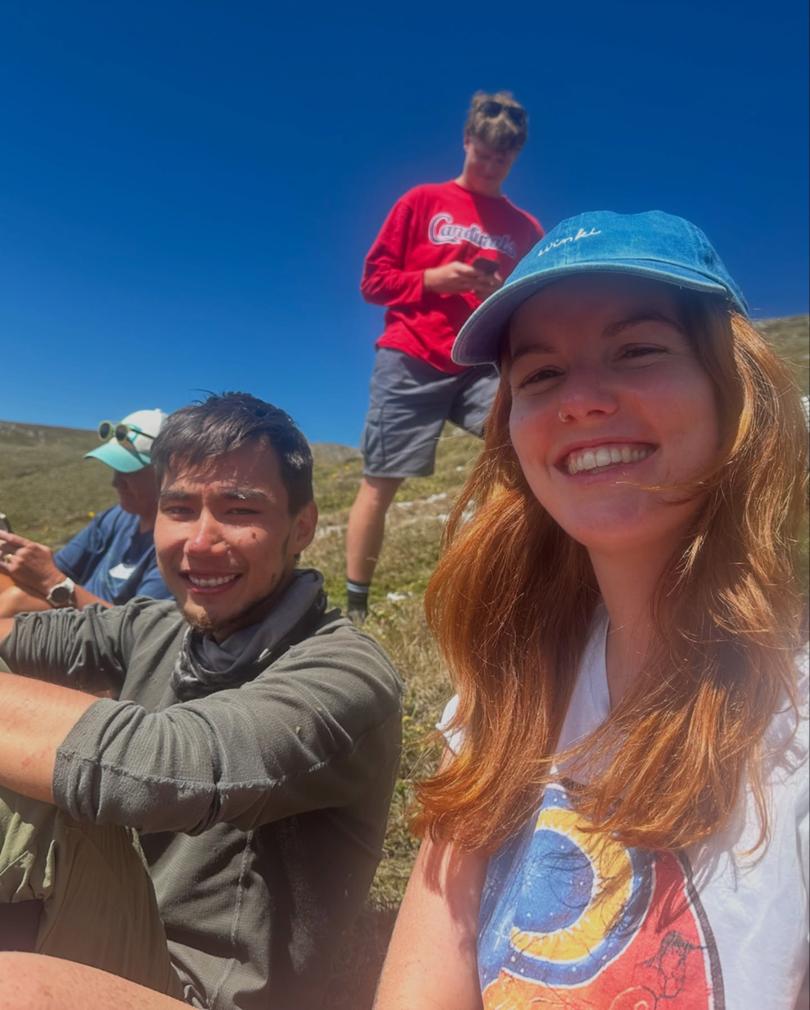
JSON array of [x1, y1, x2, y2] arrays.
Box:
[[310, 427, 481, 606], [0, 314, 807, 1006], [758, 315, 809, 393], [0, 421, 118, 545]]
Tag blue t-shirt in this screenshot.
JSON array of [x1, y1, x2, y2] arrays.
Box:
[[54, 505, 170, 604]]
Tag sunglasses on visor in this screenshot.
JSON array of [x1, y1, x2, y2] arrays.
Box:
[[98, 421, 156, 444], [477, 100, 526, 126]]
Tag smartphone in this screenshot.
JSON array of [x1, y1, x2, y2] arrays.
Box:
[[472, 257, 498, 275]]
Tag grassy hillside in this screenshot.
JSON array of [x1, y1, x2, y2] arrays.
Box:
[[757, 315, 809, 392], [0, 314, 807, 1006], [0, 421, 118, 544]]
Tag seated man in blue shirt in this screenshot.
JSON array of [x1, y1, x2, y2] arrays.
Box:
[[0, 408, 170, 614]]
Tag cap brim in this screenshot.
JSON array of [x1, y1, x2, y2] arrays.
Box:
[[85, 442, 150, 473], [452, 260, 747, 367]]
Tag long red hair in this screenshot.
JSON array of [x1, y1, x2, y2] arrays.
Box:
[[416, 297, 807, 852]]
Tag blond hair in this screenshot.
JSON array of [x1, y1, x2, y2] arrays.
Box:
[[464, 90, 528, 152]]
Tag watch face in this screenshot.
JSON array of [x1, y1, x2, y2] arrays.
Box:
[[49, 583, 74, 606]]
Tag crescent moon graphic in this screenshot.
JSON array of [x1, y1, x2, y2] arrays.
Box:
[[509, 805, 634, 963], [480, 787, 716, 1004]]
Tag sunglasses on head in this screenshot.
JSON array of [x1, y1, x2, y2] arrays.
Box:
[[478, 100, 526, 126], [98, 421, 156, 444]]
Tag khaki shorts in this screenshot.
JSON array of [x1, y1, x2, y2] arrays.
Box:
[[361, 348, 498, 477], [0, 789, 184, 999]]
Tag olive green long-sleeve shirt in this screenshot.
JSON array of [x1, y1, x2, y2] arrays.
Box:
[[2, 595, 402, 1010]]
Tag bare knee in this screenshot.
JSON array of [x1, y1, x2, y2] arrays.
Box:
[[354, 476, 403, 512]]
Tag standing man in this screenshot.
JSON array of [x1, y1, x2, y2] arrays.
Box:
[[346, 91, 544, 621]]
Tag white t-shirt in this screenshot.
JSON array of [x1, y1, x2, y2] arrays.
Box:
[[439, 613, 809, 1010]]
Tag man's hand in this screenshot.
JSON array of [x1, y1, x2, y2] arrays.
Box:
[[470, 268, 503, 300], [0, 531, 64, 598], [423, 261, 504, 299]]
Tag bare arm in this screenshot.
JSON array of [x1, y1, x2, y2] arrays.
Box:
[[0, 582, 113, 618], [0, 610, 120, 697], [374, 832, 487, 1010], [0, 669, 96, 802], [0, 584, 50, 617], [69, 585, 113, 608]]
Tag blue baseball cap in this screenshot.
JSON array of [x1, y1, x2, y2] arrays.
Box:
[[85, 408, 167, 473], [452, 209, 749, 366]]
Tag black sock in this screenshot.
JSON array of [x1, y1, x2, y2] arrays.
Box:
[[346, 580, 370, 615]]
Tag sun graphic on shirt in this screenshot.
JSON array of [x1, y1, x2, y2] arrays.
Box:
[[479, 784, 721, 1009]]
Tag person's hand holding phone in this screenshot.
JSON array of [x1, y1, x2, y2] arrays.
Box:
[[423, 261, 481, 294], [471, 257, 498, 276], [470, 257, 503, 298], [424, 259, 503, 297]]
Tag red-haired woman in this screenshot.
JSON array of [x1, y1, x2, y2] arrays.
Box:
[[375, 211, 808, 1010]]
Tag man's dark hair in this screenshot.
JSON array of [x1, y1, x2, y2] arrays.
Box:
[[151, 392, 314, 513]]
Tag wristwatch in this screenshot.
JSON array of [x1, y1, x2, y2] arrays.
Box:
[[46, 576, 77, 608]]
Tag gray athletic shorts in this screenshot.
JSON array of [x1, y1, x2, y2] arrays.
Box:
[[361, 347, 499, 478]]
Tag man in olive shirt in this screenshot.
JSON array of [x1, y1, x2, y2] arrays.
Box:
[[0, 393, 402, 1010]]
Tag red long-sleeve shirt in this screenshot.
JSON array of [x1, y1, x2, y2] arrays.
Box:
[[361, 180, 543, 373]]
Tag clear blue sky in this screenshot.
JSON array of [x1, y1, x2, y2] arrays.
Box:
[[2, 0, 807, 447]]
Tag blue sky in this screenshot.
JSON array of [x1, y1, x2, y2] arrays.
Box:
[[1, 0, 807, 447]]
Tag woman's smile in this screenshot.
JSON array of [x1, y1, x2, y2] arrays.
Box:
[[507, 274, 720, 558], [559, 441, 656, 475]]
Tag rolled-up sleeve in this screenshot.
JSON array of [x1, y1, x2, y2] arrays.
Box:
[[53, 627, 402, 835], [0, 604, 130, 690]]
